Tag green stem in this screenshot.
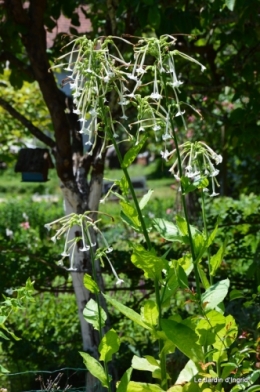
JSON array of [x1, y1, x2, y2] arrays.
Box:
[[161, 74, 201, 298], [101, 99, 167, 388], [111, 135, 151, 247], [110, 133, 167, 389], [200, 190, 213, 285], [86, 228, 112, 392]]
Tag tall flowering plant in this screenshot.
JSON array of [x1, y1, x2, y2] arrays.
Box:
[[48, 35, 259, 392]]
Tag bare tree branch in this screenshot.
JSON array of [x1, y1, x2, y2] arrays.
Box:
[[0, 96, 56, 148]]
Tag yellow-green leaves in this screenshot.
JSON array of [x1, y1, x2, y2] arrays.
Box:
[[131, 245, 167, 280], [126, 381, 164, 392], [99, 329, 120, 363], [80, 352, 109, 388], [83, 299, 107, 330], [120, 201, 141, 231], [83, 274, 99, 294], [139, 189, 154, 210], [161, 319, 204, 363], [195, 310, 226, 346], [131, 355, 161, 379], [210, 243, 226, 276], [141, 300, 159, 327], [122, 136, 147, 169], [103, 294, 152, 331], [212, 314, 237, 363], [201, 279, 230, 311], [152, 218, 183, 242], [117, 368, 133, 392]]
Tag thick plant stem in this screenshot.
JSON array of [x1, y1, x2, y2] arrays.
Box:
[[86, 228, 112, 392], [100, 91, 168, 386], [110, 133, 168, 389], [162, 75, 201, 298], [200, 191, 213, 285]]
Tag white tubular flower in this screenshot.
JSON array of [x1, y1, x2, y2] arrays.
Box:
[[162, 113, 172, 140], [173, 49, 206, 72], [168, 56, 183, 88], [105, 255, 124, 286], [150, 66, 162, 100], [168, 141, 222, 196], [175, 109, 185, 117]]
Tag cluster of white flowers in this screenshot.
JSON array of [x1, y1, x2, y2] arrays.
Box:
[[45, 213, 123, 285], [54, 35, 206, 155], [165, 141, 222, 197], [50, 35, 223, 285]]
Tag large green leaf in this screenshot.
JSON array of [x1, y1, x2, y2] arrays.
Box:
[[175, 216, 206, 258], [116, 175, 129, 196], [201, 279, 230, 311], [83, 274, 99, 294], [99, 329, 120, 363], [139, 189, 154, 210], [131, 355, 159, 373], [197, 264, 210, 289], [117, 368, 133, 392], [126, 381, 164, 392], [181, 176, 208, 194], [141, 300, 159, 327], [122, 136, 147, 168], [152, 218, 183, 242], [161, 269, 179, 307], [131, 245, 166, 280], [120, 201, 141, 231], [212, 314, 237, 363], [79, 352, 109, 387], [161, 319, 204, 363], [0, 330, 9, 340], [210, 243, 225, 276], [103, 294, 152, 330], [244, 384, 260, 392], [176, 215, 188, 236], [195, 310, 226, 346], [207, 218, 220, 247], [175, 360, 198, 384], [83, 299, 107, 330]]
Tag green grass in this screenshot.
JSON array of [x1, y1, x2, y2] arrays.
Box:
[[0, 167, 61, 199], [0, 160, 175, 214]]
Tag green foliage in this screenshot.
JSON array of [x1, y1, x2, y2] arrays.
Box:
[[1, 288, 82, 382], [201, 279, 230, 311], [122, 137, 148, 169], [1, 1, 260, 390], [0, 279, 34, 373], [83, 299, 107, 331], [48, 32, 260, 392], [0, 71, 53, 165], [80, 352, 109, 388], [99, 329, 120, 363]]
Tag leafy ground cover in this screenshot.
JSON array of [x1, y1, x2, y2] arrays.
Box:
[[1, 164, 260, 391]]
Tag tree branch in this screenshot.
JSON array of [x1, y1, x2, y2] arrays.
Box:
[[0, 97, 56, 148], [29, 0, 47, 28], [4, 0, 30, 25]]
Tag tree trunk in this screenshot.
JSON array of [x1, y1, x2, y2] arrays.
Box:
[[3, 3, 114, 390], [63, 171, 106, 392]]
